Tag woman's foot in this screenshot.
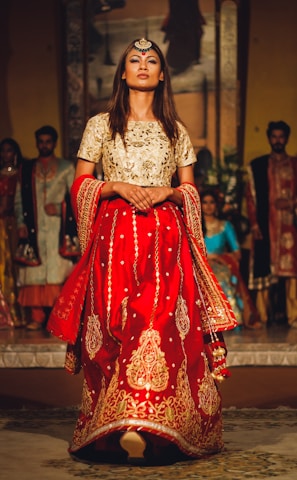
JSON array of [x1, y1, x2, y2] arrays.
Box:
[[119, 431, 188, 466], [119, 431, 147, 465]]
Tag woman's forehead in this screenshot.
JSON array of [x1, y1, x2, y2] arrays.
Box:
[[128, 48, 158, 57]]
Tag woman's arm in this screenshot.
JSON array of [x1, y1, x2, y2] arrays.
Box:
[[74, 158, 96, 179], [75, 158, 153, 210], [145, 164, 195, 207], [75, 160, 195, 211]]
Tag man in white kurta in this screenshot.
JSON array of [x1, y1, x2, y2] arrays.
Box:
[[14, 126, 75, 330]]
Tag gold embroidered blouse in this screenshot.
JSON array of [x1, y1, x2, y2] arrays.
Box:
[[77, 113, 196, 187]]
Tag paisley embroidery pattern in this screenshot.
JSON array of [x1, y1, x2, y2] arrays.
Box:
[[85, 313, 103, 360], [175, 295, 190, 339], [198, 357, 221, 415], [126, 329, 169, 392]]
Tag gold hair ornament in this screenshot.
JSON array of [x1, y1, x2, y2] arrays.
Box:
[[134, 38, 153, 55]]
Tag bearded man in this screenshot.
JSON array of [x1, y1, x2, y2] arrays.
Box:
[[246, 121, 297, 328], [14, 126, 78, 330]]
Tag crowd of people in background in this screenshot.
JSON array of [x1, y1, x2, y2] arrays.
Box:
[[0, 126, 79, 330], [197, 120, 297, 330], [0, 119, 296, 332]]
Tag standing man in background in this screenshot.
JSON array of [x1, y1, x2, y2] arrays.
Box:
[[14, 125, 78, 330], [246, 120, 297, 328]]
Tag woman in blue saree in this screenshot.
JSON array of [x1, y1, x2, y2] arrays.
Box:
[[201, 190, 261, 329]]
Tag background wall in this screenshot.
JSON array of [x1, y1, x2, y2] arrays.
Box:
[[0, 0, 63, 158], [244, 0, 297, 162], [1, 0, 297, 162]]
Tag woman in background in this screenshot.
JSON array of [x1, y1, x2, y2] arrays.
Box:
[[0, 138, 23, 328], [201, 189, 261, 329]]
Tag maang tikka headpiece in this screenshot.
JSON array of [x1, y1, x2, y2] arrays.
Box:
[[134, 38, 153, 55]]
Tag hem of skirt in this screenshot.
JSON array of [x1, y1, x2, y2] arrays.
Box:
[[69, 418, 223, 458]]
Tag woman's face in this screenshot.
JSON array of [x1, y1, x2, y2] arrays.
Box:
[[0, 143, 16, 166], [201, 195, 217, 216], [122, 48, 164, 91]]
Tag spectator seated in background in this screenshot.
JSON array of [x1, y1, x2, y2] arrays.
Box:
[[201, 189, 261, 330]]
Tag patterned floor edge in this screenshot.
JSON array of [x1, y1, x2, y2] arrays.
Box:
[[1, 407, 297, 479]]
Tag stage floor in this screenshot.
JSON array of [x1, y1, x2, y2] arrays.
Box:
[[1, 408, 297, 480]]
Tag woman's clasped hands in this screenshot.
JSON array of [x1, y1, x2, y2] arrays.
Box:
[[114, 182, 172, 212]]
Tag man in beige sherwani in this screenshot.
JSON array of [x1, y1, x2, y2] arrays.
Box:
[[14, 125, 76, 330]]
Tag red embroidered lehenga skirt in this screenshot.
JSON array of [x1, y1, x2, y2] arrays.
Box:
[[68, 197, 223, 459]]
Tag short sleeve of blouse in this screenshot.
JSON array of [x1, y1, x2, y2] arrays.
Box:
[[77, 113, 108, 164], [175, 122, 197, 168]]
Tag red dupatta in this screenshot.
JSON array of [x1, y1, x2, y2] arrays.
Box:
[[47, 178, 237, 346], [47, 175, 105, 344], [177, 182, 238, 334]]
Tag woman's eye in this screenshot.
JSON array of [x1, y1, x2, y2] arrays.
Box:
[[148, 59, 157, 64], [130, 58, 139, 63]]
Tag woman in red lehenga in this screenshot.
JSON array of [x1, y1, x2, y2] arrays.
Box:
[[48, 39, 237, 465]]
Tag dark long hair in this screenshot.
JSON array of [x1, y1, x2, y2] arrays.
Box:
[[0, 137, 24, 168], [107, 39, 182, 145], [200, 189, 220, 236]]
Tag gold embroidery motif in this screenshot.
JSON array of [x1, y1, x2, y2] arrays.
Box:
[[106, 209, 119, 339], [132, 209, 140, 286], [175, 295, 190, 339], [85, 313, 103, 359], [121, 296, 128, 330], [198, 357, 221, 415], [53, 271, 86, 321], [77, 113, 196, 188], [126, 329, 169, 392], [71, 358, 222, 455], [281, 231, 294, 250], [149, 210, 161, 326], [64, 349, 80, 373], [81, 379, 93, 416], [77, 178, 104, 254]]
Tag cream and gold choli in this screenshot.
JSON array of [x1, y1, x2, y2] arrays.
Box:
[[77, 112, 196, 186]]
